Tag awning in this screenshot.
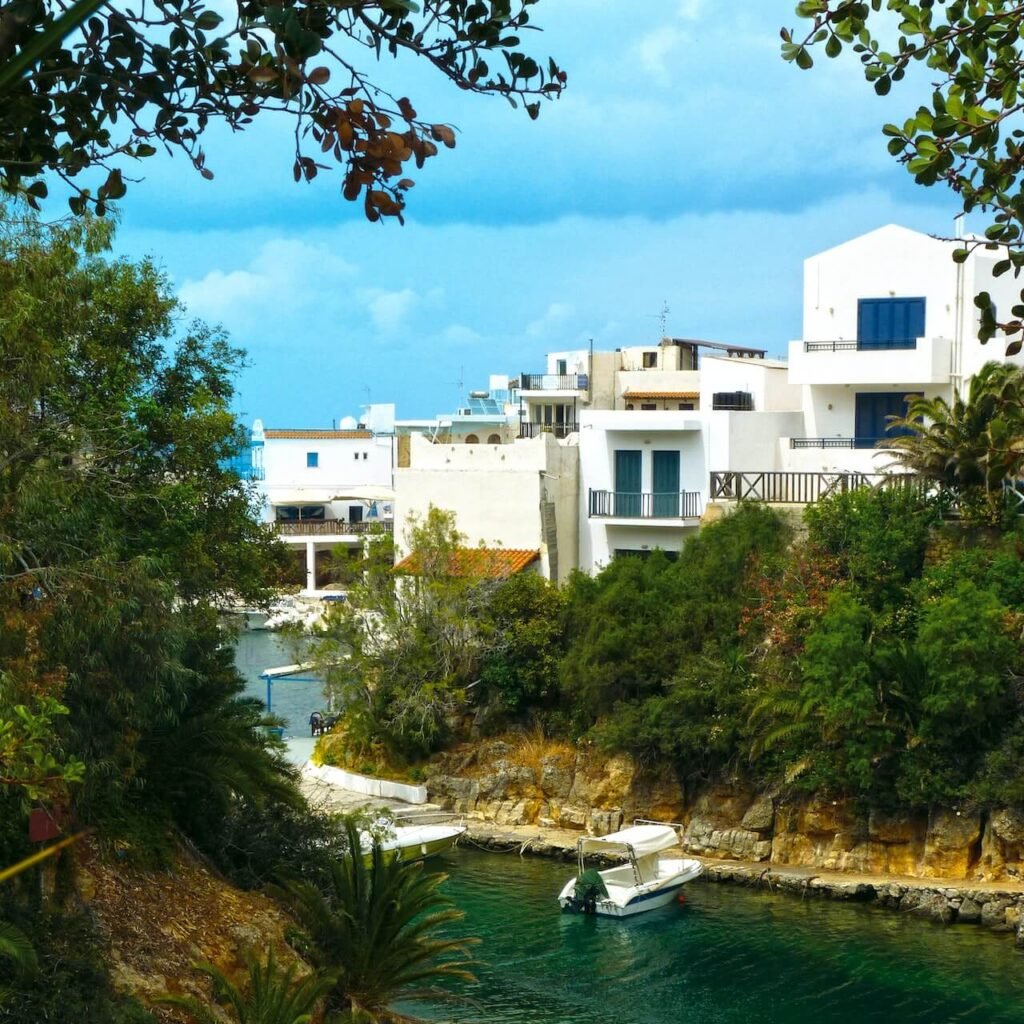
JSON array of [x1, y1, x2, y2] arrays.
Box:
[[331, 485, 396, 502], [578, 824, 679, 857], [266, 489, 338, 506], [623, 390, 699, 401]]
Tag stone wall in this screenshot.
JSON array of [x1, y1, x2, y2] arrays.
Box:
[[425, 740, 1024, 883]]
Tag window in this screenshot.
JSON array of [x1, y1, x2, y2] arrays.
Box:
[[353, 452, 359, 460], [854, 391, 923, 449], [857, 297, 925, 350], [614, 548, 679, 562], [641, 403, 657, 411], [556, 358, 567, 375], [465, 434, 479, 444], [678, 403, 694, 410], [362, 452, 368, 460], [487, 434, 501, 444], [306, 451, 319, 468], [625, 403, 635, 410], [642, 351, 657, 368]]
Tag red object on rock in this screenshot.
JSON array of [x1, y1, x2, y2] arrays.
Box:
[[28, 806, 64, 843]]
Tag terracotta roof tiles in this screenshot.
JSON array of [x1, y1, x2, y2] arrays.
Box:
[[394, 547, 540, 579]]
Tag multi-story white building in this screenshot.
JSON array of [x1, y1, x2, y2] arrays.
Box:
[[784, 224, 1023, 474], [253, 407, 396, 593]]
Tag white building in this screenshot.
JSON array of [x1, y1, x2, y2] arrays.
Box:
[[394, 431, 579, 584], [253, 408, 396, 593], [784, 224, 1024, 475]]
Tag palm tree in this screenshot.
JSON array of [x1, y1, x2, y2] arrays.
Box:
[[885, 362, 1024, 507], [156, 946, 334, 1024], [0, 920, 37, 1005], [282, 819, 477, 1024]]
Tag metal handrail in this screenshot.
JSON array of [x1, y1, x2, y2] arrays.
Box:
[[588, 489, 703, 519], [272, 520, 394, 536], [803, 339, 917, 352]]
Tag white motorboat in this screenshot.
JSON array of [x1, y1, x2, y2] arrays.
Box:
[[558, 822, 703, 917], [361, 822, 466, 864]]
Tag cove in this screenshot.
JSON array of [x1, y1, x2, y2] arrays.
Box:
[[404, 849, 1024, 1023]]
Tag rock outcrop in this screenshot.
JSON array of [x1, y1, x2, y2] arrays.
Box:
[[426, 739, 1024, 883]]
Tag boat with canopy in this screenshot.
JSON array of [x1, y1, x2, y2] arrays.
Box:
[[557, 822, 702, 917]]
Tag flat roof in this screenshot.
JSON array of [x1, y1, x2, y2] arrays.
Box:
[[623, 390, 700, 400], [664, 337, 766, 357], [265, 429, 373, 440]]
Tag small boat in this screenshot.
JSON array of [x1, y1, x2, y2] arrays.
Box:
[[558, 822, 702, 917], [361, 822, 466, 864]]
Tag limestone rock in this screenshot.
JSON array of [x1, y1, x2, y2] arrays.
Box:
[[539, 755, 574, 800], [741, 795, 775, 833], [991, 808, 1024, 847], [868, 810, 920, 845], [957, 897, 981, 923], [923, 809, 982, 879]]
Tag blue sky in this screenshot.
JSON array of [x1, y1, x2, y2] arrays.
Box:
[[112, 1, 960, 427]]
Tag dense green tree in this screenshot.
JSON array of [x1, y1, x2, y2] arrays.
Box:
[[0, 0, 564, 218], [803, 485, 937, 606], [478, 571, 566, 723], [314, 507, 497, 760], [784, 1, 1024, 352], [282, 819, 476, 1023], [0, 206, 297, 853]]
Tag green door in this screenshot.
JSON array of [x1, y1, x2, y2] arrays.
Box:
[[652, 450, 680, 517], [614, 450, 642, 516]]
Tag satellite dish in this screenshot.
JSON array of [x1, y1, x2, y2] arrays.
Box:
[[339, 416, 358, 430]]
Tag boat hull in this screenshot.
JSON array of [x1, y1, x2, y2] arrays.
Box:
[[558, 859, 703, 918], [362, 824, 466, 865]]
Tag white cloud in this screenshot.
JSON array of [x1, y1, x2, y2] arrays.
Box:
[[365, 287, 417, 333], [442, 324, 482, 346], [677, 0, 705, 21], [526, 301, 574, 339], [631, 27, 689, 85]]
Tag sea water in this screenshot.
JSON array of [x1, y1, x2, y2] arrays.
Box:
[[404, 849, 1024, 1023]]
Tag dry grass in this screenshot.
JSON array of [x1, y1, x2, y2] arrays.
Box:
[[500, 723, 575, 775]]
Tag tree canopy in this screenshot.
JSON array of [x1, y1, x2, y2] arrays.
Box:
[[784, 1, 1024, 352], [0, 0, 564, 218]]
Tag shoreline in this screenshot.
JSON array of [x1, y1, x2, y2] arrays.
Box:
[[299, 766, 1024, 945], [460, 819, 1024, 945]]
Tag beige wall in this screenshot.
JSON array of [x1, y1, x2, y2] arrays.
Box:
[[395, 433, 579, 583]]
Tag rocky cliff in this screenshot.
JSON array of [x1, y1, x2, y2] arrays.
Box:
[[426, 739, 1024, 883]]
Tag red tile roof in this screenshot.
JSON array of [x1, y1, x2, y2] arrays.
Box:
[[394, 547, 540, 579], [265, 429, 373, 439]]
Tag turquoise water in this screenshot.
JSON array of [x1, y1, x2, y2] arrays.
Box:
[[406, 850, 1024, 1023], [232, 625, 326, 736]]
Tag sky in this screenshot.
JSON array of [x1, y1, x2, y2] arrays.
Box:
[[110, 0, 963, 427]]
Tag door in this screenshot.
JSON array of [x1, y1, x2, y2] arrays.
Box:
[[854, 392, 922, 448], [857, 297, 925, 349], [349, 504, 364, 525], [614, 450, 642, 516], [652, 450, 680, 516]]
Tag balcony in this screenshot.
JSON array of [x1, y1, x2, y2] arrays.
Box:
[[519, 421, 579, 439], [803, 340, 916, 352], [787, 336, 951, 386], [588, 489, 703, 520], [710, 470, 922, 505], [273, 520, 394, 537], [790, 437, 899, 451], [519, 372, 587, 391]]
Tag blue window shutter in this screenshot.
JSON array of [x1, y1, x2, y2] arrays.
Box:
[[614, 450, 642, 516], [854, 392, 923, 448], [857, 298, 925, 349], [307, 451, 319, 468]]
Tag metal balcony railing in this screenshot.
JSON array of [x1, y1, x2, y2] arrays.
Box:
[[803, 339, 917, 352], [519, 373, 587, 391], [519, 422, 579, 439], [273, 520, 394, 537], [789, 437, 901, 450], [588, 489, 703, 520]]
